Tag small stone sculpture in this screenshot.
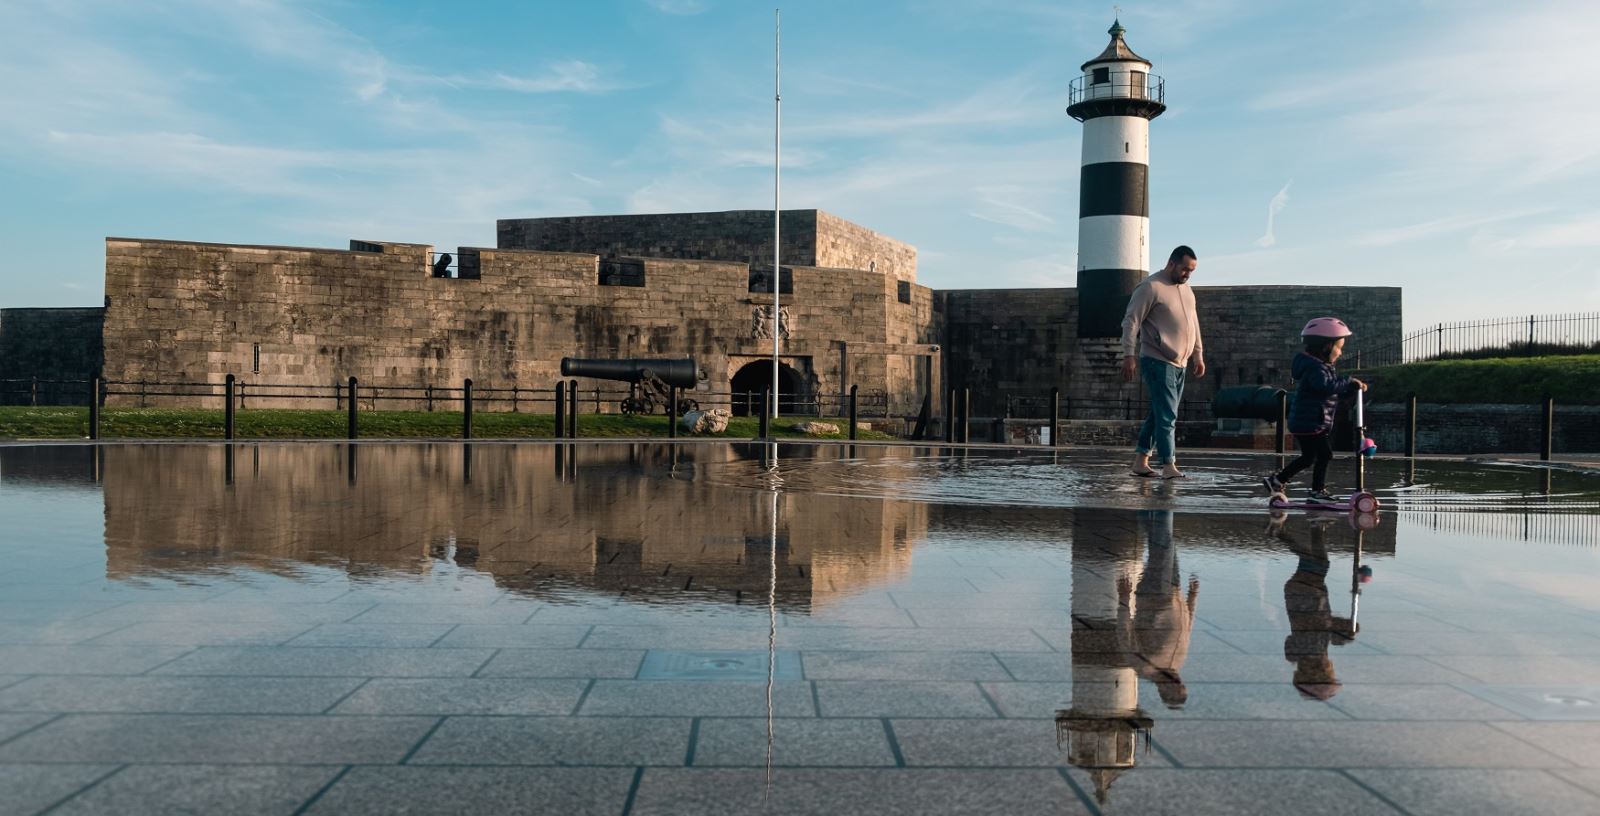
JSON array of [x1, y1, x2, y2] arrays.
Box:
[[793, 421, 840, 436], [680, 408, 731, 434]]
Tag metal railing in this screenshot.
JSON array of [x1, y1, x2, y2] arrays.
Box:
[[1352, 312, 1600, 369], [1067, 74, 1166, 106], [1004, 393, 1211, 423], [1398, 509, 1600, 549]]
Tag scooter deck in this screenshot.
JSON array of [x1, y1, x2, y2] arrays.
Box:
[[1269, 493, 1354, 512]]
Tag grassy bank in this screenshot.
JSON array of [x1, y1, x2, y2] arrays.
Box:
[[0, 407, 896, 441], [1366, 354, 1600, 405]]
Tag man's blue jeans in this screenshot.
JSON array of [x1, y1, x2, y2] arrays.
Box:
[[1136, 356, 1186, 465]]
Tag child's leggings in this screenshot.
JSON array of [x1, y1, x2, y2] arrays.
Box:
[[1276, 433, 1334, 491]]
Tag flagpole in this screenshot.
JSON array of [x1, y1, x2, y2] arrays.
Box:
[[771, 8, 781, 421]]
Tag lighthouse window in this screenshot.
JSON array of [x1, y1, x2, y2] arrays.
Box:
[[1130, 70, 1147, 98], [1092, 67, 1110, 84]]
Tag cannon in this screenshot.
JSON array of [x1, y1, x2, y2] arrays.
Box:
[[1211, 385, 1288, 421], [560, 357, 699, 416]]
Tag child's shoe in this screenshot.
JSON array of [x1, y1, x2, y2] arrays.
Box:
[[1262, 475, 1284, 494], [1308, 488, 1339, 503]]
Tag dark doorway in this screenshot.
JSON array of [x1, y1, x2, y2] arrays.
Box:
[[730, 360, 805, 416]]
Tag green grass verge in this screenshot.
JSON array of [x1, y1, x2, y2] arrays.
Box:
[[0, 407, 896, 441], [1366, 354, 1600, 405]]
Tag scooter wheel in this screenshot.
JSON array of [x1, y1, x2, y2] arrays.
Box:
[[1353, 493, 1380, 514]]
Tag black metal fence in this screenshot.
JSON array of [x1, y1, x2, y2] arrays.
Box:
[[1398, 509, 1600, 549], [1352, 312, 1600, 369], [1003, 393, 1212, 423], [0, 376, 901, 420]]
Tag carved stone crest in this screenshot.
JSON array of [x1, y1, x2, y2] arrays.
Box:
[[752, 305, 793, 339]]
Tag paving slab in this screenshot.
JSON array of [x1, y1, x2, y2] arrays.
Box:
[[0, 646, 192, 675], [631, 768, 1091, 815], [330, 678, 589, 715], [284, 623, 456, 648], [579, 680, 816, 718], [150, 646, 494, 677], [408, 715, 689, 766], [475, 649, 645, 679], [0, 676, 365, 714], [693, 718, 897, 767], [0, 763, 117, 816], [49, 764, 343, 816], [1066, 768, 1399, 816], [1349, 769, 1600, 816], [303, 766, 635, 816], [0, 714, 436, 764], [814, 681, 998, 718], [800, 651, 1010, 682], [1157, 721, 1570, 768]]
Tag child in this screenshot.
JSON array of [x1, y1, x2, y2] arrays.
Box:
[[1263, 317, 1366, 502]]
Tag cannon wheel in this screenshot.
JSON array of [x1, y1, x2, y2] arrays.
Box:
[[676, 397, 699, 416], [620, 397, 647, 415]]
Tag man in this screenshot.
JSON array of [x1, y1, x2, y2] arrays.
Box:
[[1120, 246, 1205, 478]]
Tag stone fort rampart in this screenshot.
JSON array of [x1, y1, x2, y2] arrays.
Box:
[[14, 208, 1400, 421], [100, 213, 940, 412]]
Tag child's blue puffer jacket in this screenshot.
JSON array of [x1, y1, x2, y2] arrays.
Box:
[[1288, 351, 1356, 435]]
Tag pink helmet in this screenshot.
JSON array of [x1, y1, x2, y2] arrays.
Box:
[[1301, 317, 1352, 338]]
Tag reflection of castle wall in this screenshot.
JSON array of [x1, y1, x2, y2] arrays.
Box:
[[100, 444, 922, 606]]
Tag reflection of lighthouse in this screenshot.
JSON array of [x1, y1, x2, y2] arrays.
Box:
[[1067, 19, 1166, 338], [1056, 509, 1152, 804]]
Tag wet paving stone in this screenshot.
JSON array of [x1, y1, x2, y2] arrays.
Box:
[[3, 442, 1599, 813]]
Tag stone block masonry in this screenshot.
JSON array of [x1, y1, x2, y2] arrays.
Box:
[[101, 234, 938, 411], [941, 285, 1402, 417], [0, 307, 105, 404], [498, 209, 918, 284]]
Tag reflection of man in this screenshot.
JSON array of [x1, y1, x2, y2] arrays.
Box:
[[1124, 510, 1198, 708], [1277, 519, 1357, 699]]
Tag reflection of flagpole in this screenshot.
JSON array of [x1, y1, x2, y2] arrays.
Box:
[[765, 444, 780, 797], [772, 8, 782, 419]]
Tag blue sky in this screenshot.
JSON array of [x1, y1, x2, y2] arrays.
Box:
[[2, 0, 1597, 329]]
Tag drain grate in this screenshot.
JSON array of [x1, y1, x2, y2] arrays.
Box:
[[638, 649, 802, 681], [1456, 685, 1600, 720]]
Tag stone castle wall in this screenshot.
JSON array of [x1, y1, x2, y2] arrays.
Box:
[[0, 307, 104, 405], [941, 284, 1403, 417], [497, 209, 918, 283], [101, 236, 937, 411]]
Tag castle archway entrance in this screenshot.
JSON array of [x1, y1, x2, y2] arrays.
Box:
[[729, 360, 805, 416]]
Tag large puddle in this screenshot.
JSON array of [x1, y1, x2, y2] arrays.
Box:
[[2, 442, 1600, 815]]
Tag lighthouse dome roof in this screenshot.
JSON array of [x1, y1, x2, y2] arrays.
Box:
[[1081, 19, 1151, 71]]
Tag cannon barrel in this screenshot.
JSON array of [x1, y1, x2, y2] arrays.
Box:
[[1212, 385, 1288, 421], [559, 357, 698, 388]]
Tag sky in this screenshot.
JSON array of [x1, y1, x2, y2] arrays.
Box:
[[2, 0, 1598, 330]]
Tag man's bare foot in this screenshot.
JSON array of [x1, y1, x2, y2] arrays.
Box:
[[1131, 454, 1156, 477], [1161, 463, 1187, 479]]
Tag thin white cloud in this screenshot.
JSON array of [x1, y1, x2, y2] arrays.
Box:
[[1255, 181, 1291, 248], [645, 0, 710, 15], [1355, 210, 1542, 248], [435, 61, 625, 94], [969, 186, 1055, 232], [1518, 213, 1600, 249]]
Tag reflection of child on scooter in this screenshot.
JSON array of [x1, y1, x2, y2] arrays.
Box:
[[1268, 514, 1357, 699], [1263, 318, 1367, 503]]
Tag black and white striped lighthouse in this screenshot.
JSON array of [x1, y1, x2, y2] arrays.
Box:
[[1067, 20, 1166, 338]]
